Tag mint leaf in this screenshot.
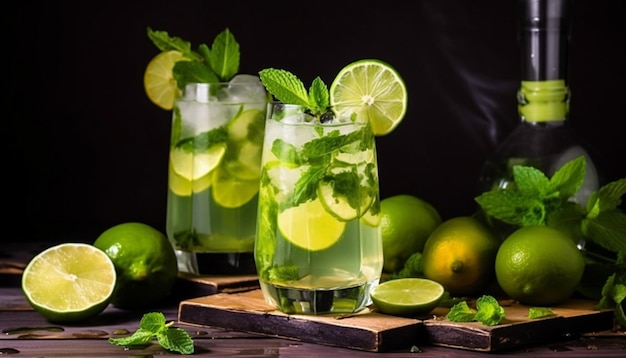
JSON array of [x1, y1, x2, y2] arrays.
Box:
[[446, 301, 476, 322], [475, 190, 546, 226], [147, 27, 201, 60], [513, 165, 550, 196], [259, 68, 310, 107], [206, 28, 240, 81], [271, 138, 301, 165], [583, 210, 626, 252], [157, 328, 195, 355], [308, 77, 330, 114], [108, 312, 194, 355], [173, 61, 219, 89], [587, 178, 626, 217], [549, 156, 585, 199], [528, 307, 556, 319], [474, 295, 506, 326]]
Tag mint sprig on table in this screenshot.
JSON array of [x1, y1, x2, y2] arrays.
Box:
[[447, 295, 505, 326], [475, 156, 626, 253], [259, 68, 330, 118], [147, 27, 240, 86], [109, 312, 194, 355]]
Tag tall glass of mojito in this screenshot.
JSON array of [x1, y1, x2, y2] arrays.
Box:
[[166, 76, 267, 275], [254, 103, 383, 314]]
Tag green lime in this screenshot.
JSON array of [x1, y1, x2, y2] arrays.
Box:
[[212, 166, 259, 208], [422, 216, 500, 297], [330, 59, 408, 136], [380, 195, 442, 273], [277, 198, 346, 251], [495, 226, 585, 306], [370, 278, 444, 317], [143, 50, 190, 110], [93, 222, 178, 309], [21, 243, 117, 323]]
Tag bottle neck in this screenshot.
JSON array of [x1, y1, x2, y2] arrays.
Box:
[[517, 0, 571, 123]]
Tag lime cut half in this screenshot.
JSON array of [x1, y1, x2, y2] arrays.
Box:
[[144, 50, 190, 110], [21, 243, 117, 323], [277, 198, 346, 251], [370, 278, 444, 317], [330, 59, 407, 136]]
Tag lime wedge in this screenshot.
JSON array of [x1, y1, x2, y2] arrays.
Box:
[[277, 198, 346, 251], [223, 109, 265, 180], [21, 243, 117, 323], [212, 166, 259, 208], [330, 59, 407, 136], [143, 50, 190, 110], [370, 278, 444, 317]]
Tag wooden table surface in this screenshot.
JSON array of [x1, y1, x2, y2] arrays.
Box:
[[2, 243, 625, 357]]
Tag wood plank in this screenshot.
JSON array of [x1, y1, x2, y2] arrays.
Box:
[[178, 290, 424, 352], [177, 289, 615, 353]]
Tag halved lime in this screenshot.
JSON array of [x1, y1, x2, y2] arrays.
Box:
[[370, 278, 444, 317], [223, 109, 265, 180], [277, 198, 346, 251], [21, 243, 117, 323], [330, 59, 407, 136], [144, 50, 190, 110], [212, 166, 259, 208]]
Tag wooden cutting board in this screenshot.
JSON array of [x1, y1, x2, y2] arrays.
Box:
[[177, 289, 615, 353]]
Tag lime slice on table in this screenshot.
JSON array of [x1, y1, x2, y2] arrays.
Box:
[[370, 278, 444, 317], [277, 198, 346, 251], [212, 166, 259, 208], [223, 109, 265, 180], [21, 243, 117, 323], [168, 144, 227, 195], [144, 50, 190, 110], [330, 59, 408, 136]]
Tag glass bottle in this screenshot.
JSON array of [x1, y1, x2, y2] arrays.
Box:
[[477, 0, 601, 239]]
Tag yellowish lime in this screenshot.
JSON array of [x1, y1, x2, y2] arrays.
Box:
[[21, 243, 117, 323], [212, 166, 259, 208], [380, 195, 442, 273], [93, 222, 178, 309], [495, 226, 585, 306], [421, 216, 500, 297], [144, 50, 190, 110], [370, 278, 445, 317], [330, 59, 408, 136], [278, 198, 346, 251]]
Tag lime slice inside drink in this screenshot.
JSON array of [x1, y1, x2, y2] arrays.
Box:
[[223, 109, 265, 180], [370, 278, 445, 317], [143, 50, 190, 110], [317, 180, 375, 221], [212, 166, 259, 208], [21, 243, 117, 323], [277, 198, 346, 251], [168, 144, 226, 195], [330, 59, 407, 136]]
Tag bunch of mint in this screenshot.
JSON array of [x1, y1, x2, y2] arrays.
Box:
[[147, 27, 240, 88], [475, 155, 626, 328], [109, 312, 194, 354]]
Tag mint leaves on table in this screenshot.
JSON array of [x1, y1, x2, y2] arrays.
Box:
[[447, 295, 505, 326], [147, 27, 240, 87], [475, 156, 626, 254], [259, 68, 330, 118], [109, 312, 194, 355]]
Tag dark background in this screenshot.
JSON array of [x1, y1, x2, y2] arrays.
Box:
[[10, 0, 625, 243]]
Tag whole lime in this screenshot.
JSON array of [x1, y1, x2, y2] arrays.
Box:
[[380, 194, 442, 273], [495, 226, 585, 306], [421, 216, 500, 297], [94, 222, 178, 309]]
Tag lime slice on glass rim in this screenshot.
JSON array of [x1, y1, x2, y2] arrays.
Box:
[[21, 243, 117, 323], [277, 198, 346, 251], [330, 59, 408, 136], [370, 278, 445, 317], [143, 50, 190, 110]]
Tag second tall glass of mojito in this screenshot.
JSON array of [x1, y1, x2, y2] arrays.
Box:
[[166, 77, 267, 275], [255, 103, 383, 314]]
